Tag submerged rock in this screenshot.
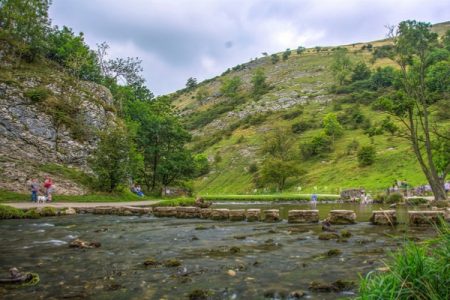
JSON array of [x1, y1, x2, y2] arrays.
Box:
[[289, 290, 306, 298], [143, 257, 159, 267], [188, 288, 211, 300], [288, 210, 319, 223], [246, 209, 261, 222], [370, 210, 397, 225], [164, 259, 182, 267], [327, 210, 356, 224], [263, 209, 280, 222], [325, 249, 342, 256], [69, 239, 101, 249], [340, 230, 352, 238], [309, 279, 355, 292], [318, 233, 340, 240]]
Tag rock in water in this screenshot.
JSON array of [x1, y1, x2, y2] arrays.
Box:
[[69, 239, 101, 249]]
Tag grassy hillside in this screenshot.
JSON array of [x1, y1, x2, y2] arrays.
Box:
[[172, 21, 450, 196]]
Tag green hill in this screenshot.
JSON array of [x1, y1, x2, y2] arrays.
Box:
[[172, 21, 450, 196]]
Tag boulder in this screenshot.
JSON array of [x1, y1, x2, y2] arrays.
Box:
[[409, 211, 445, 226], [121, 206, 152, 215], [229, 209, 246, 221], [69, 239, 101, 249], [288, 210, 319, 223], [200, 208, 212, 219], [152, 207, 178, 218], [264, 209, 280, 222], [328, 210, 356, 224], [210, 209, 230, 220], [176, 206, 200, 218], [370, 210, 397, 225], [246, 209, 261, 222]]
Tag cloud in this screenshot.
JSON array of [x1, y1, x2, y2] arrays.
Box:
[[49, 0, 449, 95]]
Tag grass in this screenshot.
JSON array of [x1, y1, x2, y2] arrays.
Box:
[[151, 198, 195, 207], [0, 189, 158, 203], [356, 223, 450, 299], [200, 194, 339, 201]]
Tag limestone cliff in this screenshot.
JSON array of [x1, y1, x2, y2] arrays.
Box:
[[0, 40, 116, 195]]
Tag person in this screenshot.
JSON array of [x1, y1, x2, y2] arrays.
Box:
[[43, 176, 53, 202], [30, 178, 39, 203], [135, 185, 144, 197], [445, 182, 450, 196]]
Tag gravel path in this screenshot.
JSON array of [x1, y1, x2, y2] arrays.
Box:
[[3, 200, 160, 209]]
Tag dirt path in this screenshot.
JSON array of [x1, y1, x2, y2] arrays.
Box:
[[4, 200, 160, 209]]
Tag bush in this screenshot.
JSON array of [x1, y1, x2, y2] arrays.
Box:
[[24, 87, 51, 103], [300, 134, 333, 159], [385, 193, 404, 204], [282, 108, 303, 120], [346, 139, 359, 155], [248, 163, 258, 174], [357, 146, 376, 166], [291, 121, 311, 134]]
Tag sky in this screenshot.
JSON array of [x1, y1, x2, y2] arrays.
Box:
[[49, 0, 450, 95]]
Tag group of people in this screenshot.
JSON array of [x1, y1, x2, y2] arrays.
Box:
[[130, 184, 144, 197], [29, 176, 53, 202]]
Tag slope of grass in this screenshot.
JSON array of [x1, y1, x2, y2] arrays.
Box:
[[173, 23, 450, 196]]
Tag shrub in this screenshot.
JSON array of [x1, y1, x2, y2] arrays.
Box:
[[248, 163, 258, 174], [291, 121, 311, 134], [271, 54, 279, 64], [385, 192, 404, 204], [346, 139, 359, 155], [357, 146, 376, 166], [282, 108, 303, 120], [300, 133, 333, 159], [24, 87, 51, 103]]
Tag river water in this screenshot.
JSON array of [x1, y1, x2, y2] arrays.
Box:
[[0, 203, 437, 300]]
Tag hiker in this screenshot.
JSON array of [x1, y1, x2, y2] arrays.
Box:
[[30, 178, 39, 202], [43, 176, 53, 202]]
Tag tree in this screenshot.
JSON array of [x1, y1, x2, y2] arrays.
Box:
[[271, 53, 279, 64], [0, 0, 51, 61], [282, 48, 291, 61], [370, 67, 396, 89], [186, 77, 197, 89], [90, 127, 136, 192], [220, 76, 241, 99], [260, 158, 299, 192], [296, 46, 306, 55], [330, 47, 353, 85], [322, 113, 344, 142], [262, 128, 294, 161], [357, 146, 376, 166], [375, 20, 448, 200], [351, 61, 371, 82], [195, 86, 209, 104], [251, 68, 269, 99]]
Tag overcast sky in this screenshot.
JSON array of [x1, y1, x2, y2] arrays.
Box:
[[49, 0, 449, 95]]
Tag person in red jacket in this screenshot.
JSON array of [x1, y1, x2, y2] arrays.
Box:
[[43, 176, 53, 202]]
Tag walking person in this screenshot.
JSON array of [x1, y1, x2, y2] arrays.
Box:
[[30, 178, 39, 203], [43, 176, 53, 202]]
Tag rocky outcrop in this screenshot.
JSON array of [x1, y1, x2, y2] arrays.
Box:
[[0, 64, 116, 194], [328, 210, 356, 224], [370, 210, 397, 225], [288, 210, 319, 223]]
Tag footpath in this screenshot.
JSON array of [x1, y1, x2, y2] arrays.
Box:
[[4, 200, 160, 209]]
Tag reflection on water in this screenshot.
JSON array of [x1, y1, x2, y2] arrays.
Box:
[[0, 204, 437, 300]]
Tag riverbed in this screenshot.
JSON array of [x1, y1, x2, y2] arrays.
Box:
[[0, 204, 438, 299]]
